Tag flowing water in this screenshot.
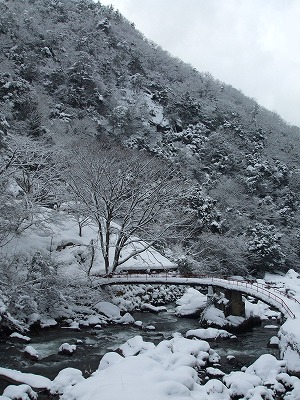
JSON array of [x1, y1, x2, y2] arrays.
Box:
[[0, 306, 280, 393]]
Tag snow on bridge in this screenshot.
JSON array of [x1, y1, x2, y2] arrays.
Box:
[[99, 274, 300, 319]]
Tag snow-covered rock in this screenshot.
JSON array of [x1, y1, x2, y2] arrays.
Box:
[[2, 384, 37, 400], [58, 343, 76, 355], [118, 312, 135, 324], [141, 303, 167, 313], [50, 368, 85, 395], [206, 367, 225, 378], [186, 327, 233, 340], [93, 302, 121, 320], [223, 371, 262, 398], [24, 346, 39, 361], [118, 336, 156, 357], [59, 334, 223, 400], [176, 288, 207, 317], [203, 379, 230, 400], [9, 332, 31, 342], [86, 315, 102, 326], [0, 367, 50, 390], [40, 318, 57, 328], [97, 352, 124, 371], [243, 385, 274, 400], [268, 336, 279, 348], [245, 354, 286, 385]]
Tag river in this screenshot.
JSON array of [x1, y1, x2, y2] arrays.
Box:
[[0, 304, 280, 394]]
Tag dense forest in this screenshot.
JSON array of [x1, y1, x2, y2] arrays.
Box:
[[1, 0, 300, 284]]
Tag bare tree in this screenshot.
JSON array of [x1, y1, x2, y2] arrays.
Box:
[[64, 139, 187, 274]]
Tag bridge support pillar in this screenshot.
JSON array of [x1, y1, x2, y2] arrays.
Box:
[[207, 285, 214, 301], [224, 289, 245, 317], [211, 287, 245, 317]]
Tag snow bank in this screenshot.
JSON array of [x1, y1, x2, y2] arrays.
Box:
[[60, 334, 218, 400], [264, 270, 300, 374], [61, 355, 197, 400]]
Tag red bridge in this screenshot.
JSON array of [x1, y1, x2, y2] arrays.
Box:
[[99, 273, 299, 319]]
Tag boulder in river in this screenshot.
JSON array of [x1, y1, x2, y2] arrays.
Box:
[[24, 345, 39, 361], [58, 343, 76, 356]]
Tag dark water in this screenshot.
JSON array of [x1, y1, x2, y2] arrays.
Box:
[[0, 307, 280, 393]]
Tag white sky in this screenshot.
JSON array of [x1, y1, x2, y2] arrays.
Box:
[[98, 0, 300, 128]]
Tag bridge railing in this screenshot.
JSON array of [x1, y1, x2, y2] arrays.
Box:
[[208, 277, 296, 319]]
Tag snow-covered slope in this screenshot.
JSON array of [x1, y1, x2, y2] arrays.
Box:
[[4, 207, 176, 277]]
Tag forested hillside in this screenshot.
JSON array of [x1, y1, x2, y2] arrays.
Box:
[[1, 0, 300, 278]]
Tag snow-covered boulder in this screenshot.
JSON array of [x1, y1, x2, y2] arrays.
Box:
[[10, 332, 31, 342], [40, 318, 57, 328], [50, 368, 85, 395], [118, 336, 156, 357], [86, 315, 102, 326], [61, 355, 195, 400], [118, 312, 135, 324], [206, 367, 225, 378], [176, 288, 207, 317], [201, 306, 228, 327], [186, 327, 233, 340], [243, 386, 274, 400], [208, 349, 221, 364], [2, 384, 37, 400], [223, 371, 262, 398], [63, 320, 80, 331], [0, 367, 51, 390], [245, 354, 286, 385], [93, 302, 121, 320], [24, 346, 39, 361], [278, 318, 300, 374], [203, 379, 230, 400], [58, 343, 76, 356], [268, 336, 279, 348], [141, 303, 167, 313], [97, 352, 124, 371], [144, 324, 155, 331]]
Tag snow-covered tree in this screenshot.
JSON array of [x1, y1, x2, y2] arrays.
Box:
[[64, 139, 186, 274], [247, 222, 286, 274]]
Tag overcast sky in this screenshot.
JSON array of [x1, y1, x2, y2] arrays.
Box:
[[98, 0, 300, 128]]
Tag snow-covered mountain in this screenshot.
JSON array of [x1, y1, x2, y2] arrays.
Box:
[[1, 0, 300, 280]]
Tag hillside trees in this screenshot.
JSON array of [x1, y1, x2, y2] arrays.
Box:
[[0, 135, 61, 247], [63, 139, 189, 274]]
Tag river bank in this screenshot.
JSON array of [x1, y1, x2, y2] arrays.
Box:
[[1, 271, 300, 399]]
